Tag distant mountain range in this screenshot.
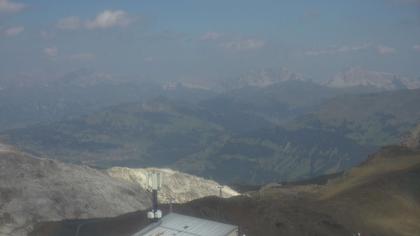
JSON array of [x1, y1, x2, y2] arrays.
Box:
[[222, 67, 305, 90], [325, 67, 420, 91], [232, 66, 420, 92], [0, 71, 216, 132], [1, 67, 420, 185], [1, 66, 419, 131], [0, 92, 385, 184], [178, 67, 420, 92]]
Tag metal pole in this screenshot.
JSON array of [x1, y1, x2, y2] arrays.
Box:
[[217, 186, 223, 198], [152, 189, 158, 222], [169, 197, 174, 213], [152, 189, 158, 212]]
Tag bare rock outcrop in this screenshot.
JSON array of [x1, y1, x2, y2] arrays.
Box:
[[107, 167, 239, 204], [0, 149, 151, 236]]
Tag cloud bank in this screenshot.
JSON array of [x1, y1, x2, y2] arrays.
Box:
[[57, 10, 132, 30], [3, 26, 24, 36], [200, 32, 223, 41], [0, 0, 25, 13], [376, 45, 396, 55], [86, 10, 131, 29], [305, 44, 370, 56], [44, 47, 58, 57], [222, 39, 265, 51]]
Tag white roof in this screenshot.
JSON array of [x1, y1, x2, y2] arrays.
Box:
[[133, 213, 238, 236]]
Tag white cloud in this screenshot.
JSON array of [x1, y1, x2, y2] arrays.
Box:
[[0, 0, 25, 13], [376, 45, 396, 55], [413, 45, 420, 52], [222, 39, 265, 51], [305, 44, 370, 56], [200, 32, 223, 41], [57, 10, 132, 31], [57, 16, 82, 30], [44, 47, 58, 57], [3, 26, 24, 36], [85, 10, 131, 29]]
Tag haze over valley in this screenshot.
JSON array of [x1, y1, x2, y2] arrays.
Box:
[[1, 0, 420, 235]]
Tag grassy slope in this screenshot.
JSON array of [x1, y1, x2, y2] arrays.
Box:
[[291, 89, 420, 146], [1, 98, 373, 184], [319, 146, 420, 236], [7, 86, 418, 184], [176, 127, 373, 184], [2, 100, 227, 167]]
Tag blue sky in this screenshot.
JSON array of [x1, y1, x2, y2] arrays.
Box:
[[1, 0, 420, 82]]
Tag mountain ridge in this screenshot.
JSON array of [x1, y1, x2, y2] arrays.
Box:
[[0, 98, 374, 184], [325, 67, 420, 91]]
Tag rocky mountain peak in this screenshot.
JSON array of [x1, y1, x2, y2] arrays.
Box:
[[325, 67, 420, 90], [225, 67, 305, 90]]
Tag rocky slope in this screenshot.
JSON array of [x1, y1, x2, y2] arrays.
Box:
[[0, 148, 151, 236], [107, 167, 239, 203], [325, 67, 420, 91]]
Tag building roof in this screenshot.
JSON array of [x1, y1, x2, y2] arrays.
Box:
[[132, 213, 238, 236]]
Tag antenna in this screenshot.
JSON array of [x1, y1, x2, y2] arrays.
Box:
[[169, 196, 175, 213], [146, 172, 163, 222], [217, 185, 224, 198]]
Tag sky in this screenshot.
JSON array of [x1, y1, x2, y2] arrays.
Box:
[[1, 0, 420, 83]]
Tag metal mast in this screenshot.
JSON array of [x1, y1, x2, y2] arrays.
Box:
[[147, 172, 163, 222]]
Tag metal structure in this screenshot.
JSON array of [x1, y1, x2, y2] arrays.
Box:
[[146, 172, 163, 222], [133, 213, 239, 236], [217, 185, 224, 198], [168, 196, 175, 213]]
